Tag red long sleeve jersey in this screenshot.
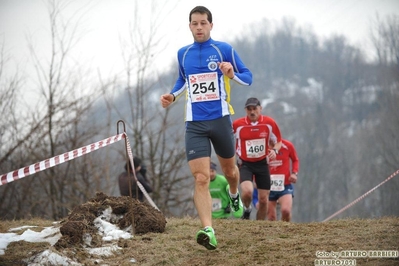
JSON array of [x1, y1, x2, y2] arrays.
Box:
[[269, 139, 300, 185], [233, 116, 282, 162]]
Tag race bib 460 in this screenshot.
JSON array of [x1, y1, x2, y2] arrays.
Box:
[[245, 138, 266, 158]]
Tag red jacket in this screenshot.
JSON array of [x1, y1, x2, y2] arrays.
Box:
[[269, 139, 300, 185], [233, 115, 282, 162]]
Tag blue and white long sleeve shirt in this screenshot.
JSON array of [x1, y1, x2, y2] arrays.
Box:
[[171, 38, 252, 121]]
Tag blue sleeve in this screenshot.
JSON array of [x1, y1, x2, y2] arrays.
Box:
[[229, 48, 252, 86], [170, 49, 187, 97]]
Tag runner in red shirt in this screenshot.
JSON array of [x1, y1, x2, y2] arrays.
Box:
[[233, 97, 282, 220], [267, 139, 299, 221]]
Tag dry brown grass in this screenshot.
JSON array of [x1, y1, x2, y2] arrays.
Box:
[[0, 216, 398, 266]]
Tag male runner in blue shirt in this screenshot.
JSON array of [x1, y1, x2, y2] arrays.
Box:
[[160, 6, 252, 250]]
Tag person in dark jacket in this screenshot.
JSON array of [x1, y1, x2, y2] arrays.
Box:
[[118, 157, 153, 202]]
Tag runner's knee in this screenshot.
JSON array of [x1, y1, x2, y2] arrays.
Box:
[[241, 189, 252, 199], [258, 197, 268, 206], [268, 213, 277, 221], [193, 172, 209, 186], [281, 208, 291, 217], [221, 165, 236, 179]]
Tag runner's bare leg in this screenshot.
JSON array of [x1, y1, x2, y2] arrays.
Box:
[[189, 157, 212, 227], [218, 155, 239, 194]]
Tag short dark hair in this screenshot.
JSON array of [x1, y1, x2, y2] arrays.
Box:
[[189, 6, 212, 23], [125, 157, 141, 171], [133, 157, 142, 168]]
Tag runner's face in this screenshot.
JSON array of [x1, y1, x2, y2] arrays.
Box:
[[189, 13, 213, 43], [210, 169, 216, 180], [246, 106, 262, 122]]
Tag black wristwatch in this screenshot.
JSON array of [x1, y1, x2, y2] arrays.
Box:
[[292, 172, 298, 176]]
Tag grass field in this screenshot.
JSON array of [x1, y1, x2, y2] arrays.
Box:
[[0, 216, 398, 265]]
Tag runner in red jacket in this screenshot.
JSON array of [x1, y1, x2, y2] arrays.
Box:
[[233, 97, 282, 220], [267, 139, 299, 221]]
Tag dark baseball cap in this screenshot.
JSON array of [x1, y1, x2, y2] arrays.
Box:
[[245, 97, 261, 108], [210, 162, 217, 170]]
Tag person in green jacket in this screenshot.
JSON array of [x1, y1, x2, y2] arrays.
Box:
[[209, 162, 233, 219]]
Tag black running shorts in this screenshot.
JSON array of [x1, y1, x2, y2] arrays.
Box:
[[185, 115, 235, 161], [239, 158, 271, 190]]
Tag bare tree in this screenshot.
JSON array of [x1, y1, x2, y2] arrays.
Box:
[[96, 0, 195, 216], [371, 14, 399, 66], [353, 14, 399, 217], [0, 0, 101, 220], [0, 39, 22, 163]]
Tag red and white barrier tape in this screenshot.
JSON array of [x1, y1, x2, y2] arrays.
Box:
[[322, 169, 399, 222], [0, 133, 126, 186], [124, 136, 160, 211], [0, 131, 160, 211]]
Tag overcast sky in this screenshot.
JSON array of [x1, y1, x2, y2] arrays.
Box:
[[1, 0, 398, 80]]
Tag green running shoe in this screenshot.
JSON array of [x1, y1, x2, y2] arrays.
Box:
[[196, 227, 217, 250], [226, 187, 244, 218]]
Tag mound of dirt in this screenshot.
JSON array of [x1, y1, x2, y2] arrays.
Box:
[[54, 192, 166, 249]]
